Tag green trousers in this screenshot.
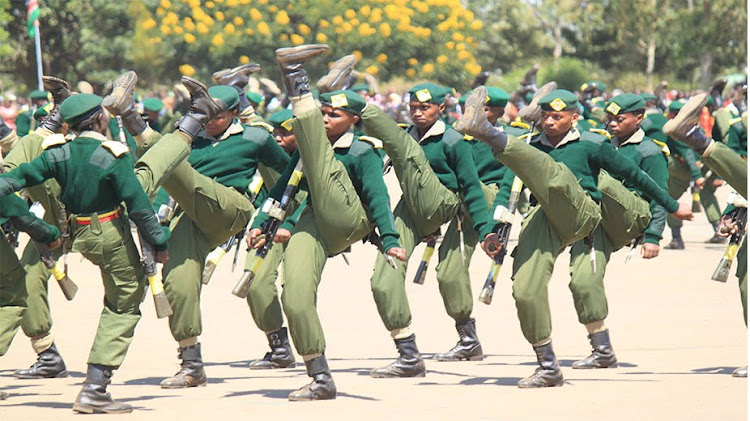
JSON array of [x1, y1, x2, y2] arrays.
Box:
[[137, 130, 253, 342], [0, 234, 26, 356], [19, 243, 59, 338], [666, 157, 721, 229], [599, 172, 653, 251], [280, 102, 374, 356], [245, 241, 286, 334], [490, 137, 602, 344], [362, 105, 477, 331], [72, 215, 146, 367]]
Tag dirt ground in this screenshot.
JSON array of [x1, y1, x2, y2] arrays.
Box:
[[1, 182, 746, 420]]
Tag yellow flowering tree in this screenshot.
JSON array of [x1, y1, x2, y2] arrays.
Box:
[[138, 0, 484, 89]]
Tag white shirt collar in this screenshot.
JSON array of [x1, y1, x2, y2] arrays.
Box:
[[538, 128, 580, 149], [409, 119, 446, 142], [331, 132, 354, 149]]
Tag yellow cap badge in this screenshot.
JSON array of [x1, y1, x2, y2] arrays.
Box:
[[281, 118, 293, 131], [606, 102, 621, 115], [415, 89, 432, 103], [550, 98, 567, 112], [331, 93, 349, 108]]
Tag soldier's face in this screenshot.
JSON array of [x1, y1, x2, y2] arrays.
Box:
[[409, 102, 443, 129], [273, 127, 296, 154], [205, 110, 235, 137], [541, 110, 577, 137], [607, 112, 643, 139], [321, 105, 359, 140], [485, 106, 505, 125]]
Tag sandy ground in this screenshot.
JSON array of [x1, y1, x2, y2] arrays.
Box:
[[1, 180, 747, 420]]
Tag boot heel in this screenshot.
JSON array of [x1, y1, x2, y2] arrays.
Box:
[[73, 404, 95, 414], [468, 355, 485, 361]]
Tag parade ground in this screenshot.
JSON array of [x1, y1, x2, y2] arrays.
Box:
[[1, 181, 746, 420]]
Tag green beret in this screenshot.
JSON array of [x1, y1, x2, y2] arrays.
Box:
[[486, 87, 510, 108], [523, 91, 534, 104], [605, 93, 645, 115], [319, 90, 366, 115], [640, 92, 657, 102], [33, 102, 54, 119], [207, 85, 239, 111], [142, 97, 164, 112], [580, 81, 606, 93], [268, 109, 294, 131], [246, 91, 264, 106], [408, 82, 446, 104], [59, 93, 103, 125], [668, 100, 686, 112], [29, 90, 49, 100], [539, 89, 579, 112], [350, 83, 373, 95]]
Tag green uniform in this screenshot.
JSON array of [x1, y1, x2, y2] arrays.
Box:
[[137, 120, 289, 342], [0, 193, 60, 356], [723, 116, 747, 157], [492, 128, 679, 344], [250, 101, 397, 356], [666, 134, 721, 228], [361, 104, 492, 332], [0, 130, 169, 367]]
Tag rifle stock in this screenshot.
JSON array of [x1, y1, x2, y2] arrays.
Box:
[[413, 233, 438, 284], [712, 208, 746, 282], [33, 240, 78, 301]]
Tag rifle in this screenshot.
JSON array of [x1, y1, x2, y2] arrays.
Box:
[[32, 239, 78, 300], [711, 207, 747, 283], [624, 235, 644, 264], [116, 115, 173, 318], [233, 159, 304, 299], [202, 172, 264, 285], [690, 180, 702, 213], [413, 230, 439, 285]]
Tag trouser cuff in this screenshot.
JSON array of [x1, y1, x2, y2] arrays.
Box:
[[390, 326, 413, 340], [31, 333, 54, 354], [178, 337, 198, 348]]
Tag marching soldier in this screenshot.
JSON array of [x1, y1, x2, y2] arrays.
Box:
[[455, 86, 692, 388], [664, 93, 747, 377], [15, 90, 49, 137], [104, 70, 290, 390], [360, 80, 494, 376], [246, 46, 405, 400]]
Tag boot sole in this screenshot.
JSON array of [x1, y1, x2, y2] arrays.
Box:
[[517, 81, 557, 123], [288, 394, 337, 402], [102, 72, 137, 113], [14, 370, 69, 379], [370, 371, 426, 379], [160, 382, 207, 389], [275, 45, 330, 64], [663, 93, 707, 137], [248, 362, 297, 370], [571, 363, 619, 370], [434, 354, 485, 362], [455, 87, 488, 134], [73, 403, 133, 414], [517, 381, 564, 389], [317, 55, 357, 92]]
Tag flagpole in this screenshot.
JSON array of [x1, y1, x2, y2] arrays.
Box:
[[33, 21, 43, 90]]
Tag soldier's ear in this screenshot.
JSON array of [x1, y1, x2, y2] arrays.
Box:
[[438, 103, 445, 113]]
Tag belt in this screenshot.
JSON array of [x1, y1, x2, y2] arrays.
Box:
[[75, 209, 121, 225]]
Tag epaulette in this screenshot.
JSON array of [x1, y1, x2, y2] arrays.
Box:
[[358, 135, 383, 149], [589, 128, 612, 139], [510, 120, 531, 131], [463, 134, 475, 141], [101, 141, 129, 157], [579, 130, 606, 144], [41, 133, 67, 150], [348, 138, 375, 157], [249, 121, 274, 132], [651, 139, 670, 157], [397, 123, 410, 131]]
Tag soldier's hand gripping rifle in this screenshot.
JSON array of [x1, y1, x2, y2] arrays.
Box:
[[364, 229, 397, 270], [711, 206, 747, 283], [202, 172, 264, 285], [116, 115, 172, 318], [233, 159, 304, 299]]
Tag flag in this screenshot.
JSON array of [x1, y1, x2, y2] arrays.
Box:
[[26, 0, 39, 38]]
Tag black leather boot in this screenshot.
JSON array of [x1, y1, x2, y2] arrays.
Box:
[[288, 354, 336, 401], [160, 343, 207, 389], [212, 63, 261, 111], [370, 334, 426, 378], [518, 341, 564, 388], [249, 327, 296, 369], [663, 93, 711, 154], [73, 364, 132, 414], [434, 318, 484, 361], [174, 77, 225, 139], [665, 227, 685, 250], [102, 70, 147, 136], [275, 44, 329, 97], [732, 366, 747, 378], [572, 329, 618, 369], [42, 76, 72, 105], [14, 343, 68, 379], [316, 54, 357, 93]]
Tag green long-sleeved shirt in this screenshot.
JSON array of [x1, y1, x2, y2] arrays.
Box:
[[406, 120, 492, 238], [0, 193, 60, 243], [612, 129, 670, 244], [0, 131, 169, 250], [252, 132, 400, 251], [493, 128, 680, 218], [188, 120, 290, 195], [642, 113, 702, 179], [725, 117, 747, 157]]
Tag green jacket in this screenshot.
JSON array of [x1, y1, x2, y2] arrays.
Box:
[[494, 128, 680, 216], [407, 120, 492, 238], [252, 132, 400, 251], [0, 131, 169, 250], [612, 129, 670, 244], [725, 117, 747, 157], [0, 193, 59, 243], [188, 120, 290, 195]]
